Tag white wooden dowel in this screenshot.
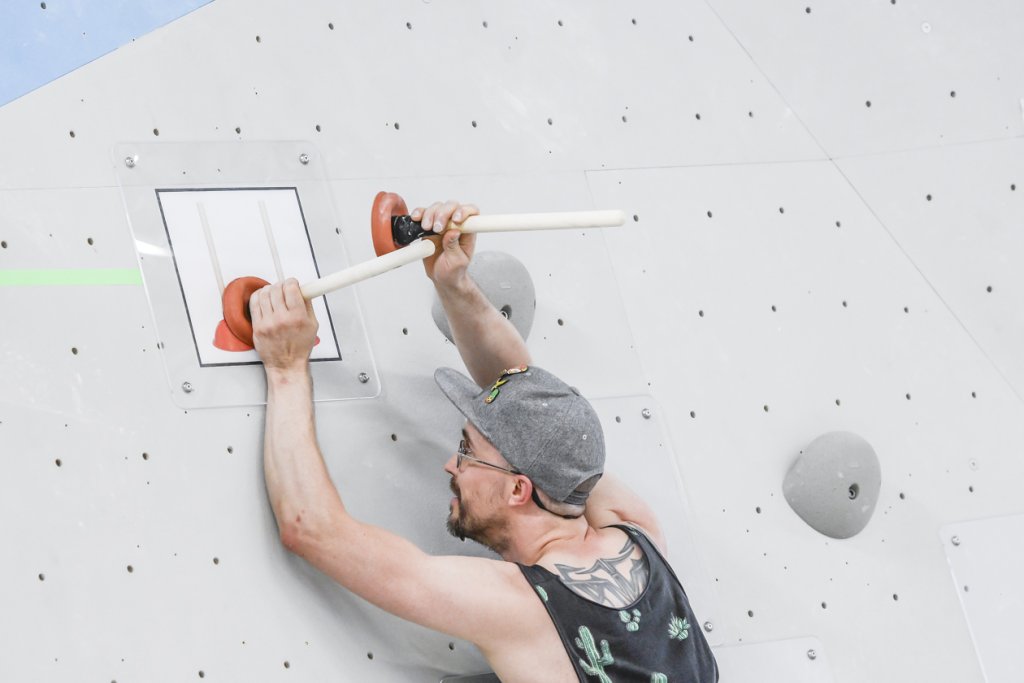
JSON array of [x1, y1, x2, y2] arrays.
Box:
[[452, 209, 625, 234], [298, 239, 437, 300], [296, 208, 624, 301]]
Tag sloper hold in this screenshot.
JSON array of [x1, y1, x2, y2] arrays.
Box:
[[432, 251, 536, 343], [783, 431, 881, 539]]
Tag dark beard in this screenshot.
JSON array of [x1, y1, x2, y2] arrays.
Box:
[[446, 509, 468, 541], [446, 478, 477, 542], [445, 480, 508, 554]]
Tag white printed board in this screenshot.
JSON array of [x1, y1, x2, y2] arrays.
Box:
[[155, 187, 341, 365]]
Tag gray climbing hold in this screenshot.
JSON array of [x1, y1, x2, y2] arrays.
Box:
[[432, 251, 536, 342], [783, 431, 881, 539]]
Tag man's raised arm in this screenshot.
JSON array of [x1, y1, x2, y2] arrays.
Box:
[[249, 279, 534, 647], [414, 200, 531, 387]]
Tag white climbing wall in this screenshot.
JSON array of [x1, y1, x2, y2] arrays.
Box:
[[1, 1, 1023, 681]]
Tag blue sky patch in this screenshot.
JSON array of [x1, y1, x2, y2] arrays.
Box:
[[0, 0, 212, 108]]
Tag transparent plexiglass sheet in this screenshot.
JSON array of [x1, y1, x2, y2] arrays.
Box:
[[593, 395, 721, 645], [942, 514, 1024, 683], [114, 141, 378, 407]]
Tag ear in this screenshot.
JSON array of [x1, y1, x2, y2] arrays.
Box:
[[507, 475, 533, 508]]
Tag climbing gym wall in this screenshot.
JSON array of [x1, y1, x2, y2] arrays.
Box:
[[1, 1, 1022, 681]]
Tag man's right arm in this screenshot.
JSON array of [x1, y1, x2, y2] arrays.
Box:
[[583, 473, 667, 554], [416, 200, 531, 387], [252, 280, 536, 649], [417, 202, 666, 547]]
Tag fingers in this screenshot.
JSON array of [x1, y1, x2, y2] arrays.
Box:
[[249, 286, 262, 323], [412, 200, 477, 234], [250, 279, 302, 324], [443, 229, 462, 251], [411, 201, 443, 233], [269, 281, 286, 315], [453, 203, 479, 224], [282, 278, 303, 309]]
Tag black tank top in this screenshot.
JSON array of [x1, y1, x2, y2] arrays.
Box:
[[517, 525, 718, 683]]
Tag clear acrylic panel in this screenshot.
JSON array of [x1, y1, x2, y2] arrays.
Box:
[[114, 141, 378, 407]]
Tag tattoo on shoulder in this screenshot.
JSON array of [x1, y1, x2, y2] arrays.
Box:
[[554, 535, 650, 608]]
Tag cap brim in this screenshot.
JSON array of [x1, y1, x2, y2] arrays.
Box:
[[434, 367, 487, 434]]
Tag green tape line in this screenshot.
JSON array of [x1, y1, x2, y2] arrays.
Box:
[[0, 268, 143, 286]]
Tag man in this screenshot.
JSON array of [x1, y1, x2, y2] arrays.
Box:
[[250, 200, 718, 682]]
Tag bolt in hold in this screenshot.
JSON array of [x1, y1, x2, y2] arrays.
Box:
[[125, 156, 137, 168], [641, 408, 652, 419], [951, 536, 961, 546], [358, 372, 370, 384], [299, 153, 310, 165], [703, 621, 714, 633], [182, 381, 194, 393], [807, 649, 817, 661]]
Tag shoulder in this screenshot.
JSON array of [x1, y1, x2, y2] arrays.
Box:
[[604, 521, 667, 557], [581, 472, 668, 554]]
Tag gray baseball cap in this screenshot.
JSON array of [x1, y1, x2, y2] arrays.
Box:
[[435, 365, 605, 506]]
